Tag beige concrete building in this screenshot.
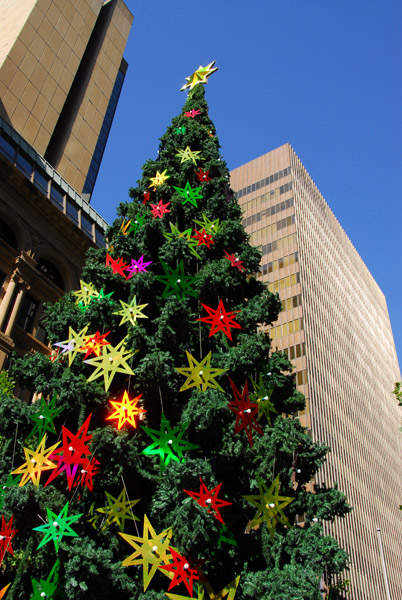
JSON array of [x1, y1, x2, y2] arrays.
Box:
[[231, 144, 402, 599], [0, 0, 133, 199]]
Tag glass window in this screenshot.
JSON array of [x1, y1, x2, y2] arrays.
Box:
[[33, 169, 49, 196], [16, 152, 33, 177], [66, 199, 79, 225], [81, 214, 93, 239], [50, 185, 64, 210], [0, 135, 15, 161], [95, 227, 106, 247], [0, 219, 17, 249], [289, 346, 295, 360], [36, 258, 64, 290], [16, 293, 39, 333]]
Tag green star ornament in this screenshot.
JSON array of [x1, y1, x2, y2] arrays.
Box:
[[250, 376, 277, 425], [175, 146, 203, 165], [30, 560, 61, 600], [96, 488, 140, 532], [243, 474, 294, 540], [173, 182, 203, 208], [119, 514, 173, 590], [176, 351, 227, 393], [155, 261, 198, 300], [193, 214, 221, 236], [113, 296, 149, 327], [84, 337, 135, 391], [175, 126, 186, 135], [27, 393, 64, 440], [128, 214, 147, 235], [163, 223, 201, 260], [90, 287, 114, 305], [180, 61, 219, 92], [33, 501, 82, 551], [141, 414, 198, 472]]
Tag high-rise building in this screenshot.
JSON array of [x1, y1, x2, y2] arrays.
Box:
[[230, 144, 402, 600], [0, 0, 133, 370]]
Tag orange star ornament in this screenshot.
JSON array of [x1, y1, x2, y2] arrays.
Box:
[[106, 390, 146, 429]]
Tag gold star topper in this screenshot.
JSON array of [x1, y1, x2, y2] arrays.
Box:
[[181, 61, 219, 91]]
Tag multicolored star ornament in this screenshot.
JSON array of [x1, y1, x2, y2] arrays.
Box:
[[0, 515, 18, 566], [119, 515, 173, 591], [194, 214, 220, 235], [33, 501, 82, 552], [250, 376, 277, 425], [73, 280, 98, 310], [184, 109, 201, 119], [173, 182, 203, 208], [176, 351, 227, 393], [150, 199, 171, 219], [12, 435, 59, 487], [30, 560, 62, 600], [54, 325, 89, 366], [149, 170, 170, 190], [106, 253, 129, 279], [141, 414, 199, 473], [181, 61, 218, 91], [197, 300, 242, 341], [159, 548, 202, 597], [195, 168, 211, 183], [84, 337, 136, 391], [223, 251, 245, 272], [27, 393, 63, 440], [184, 479, 232, 524], [97, 489, 140, 532], [175, 146, 202, 165], [228, 379, 263, 448], [45, 414, 93, 490], [114, 296, 148, 327], [125, 256, 152, 277], [107, 390, 146, 429], [155, 261, 198, 299], [191, 229, 214, 249], [78, 330, 110, 360], [243, 474, 294, 540], [163, 224, 202, 260]]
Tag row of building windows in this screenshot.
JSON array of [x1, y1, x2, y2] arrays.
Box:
[[241, 182, 293, 216], [252, 215, 296, 245], [262, 233, 297, 256], [267, 271, 300, 292], [296, 369, 308, 386], [281, 293, 302, 312], [235, 166, 291, 199], [242, 195, 294, 228], [283, 342, 306, 360], [268, 317, 304, 340], [262, 252, 298, 276]]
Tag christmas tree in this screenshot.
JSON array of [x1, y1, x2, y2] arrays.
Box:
[[0, 64, 350, 600]]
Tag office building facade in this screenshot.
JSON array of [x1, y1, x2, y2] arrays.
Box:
[[231, 145, 402, 599]]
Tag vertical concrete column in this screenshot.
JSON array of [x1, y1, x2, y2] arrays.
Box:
[[0, 273, 18, 331], [5, 284, 26, 336]]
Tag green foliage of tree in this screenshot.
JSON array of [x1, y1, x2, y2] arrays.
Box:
[[0, 83, 350, 599]]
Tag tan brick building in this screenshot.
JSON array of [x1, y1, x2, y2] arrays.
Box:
[[231, 145, 402, 599]]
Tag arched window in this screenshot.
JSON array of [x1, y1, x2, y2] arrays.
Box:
[[35, 258, 64, 290], [0, 218, 17, 250]]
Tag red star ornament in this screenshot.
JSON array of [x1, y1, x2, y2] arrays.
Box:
[[150, 199, 171, 219], [143, 191, 150, 204], [197, 300, 242, 341], [223, 251, 245, 272], [106, 253, 129, 279], [195, 168, 211, 183], [191, 229, 214, 249], [0, 515, 18, 566], [228, 379, 263, 448], [106, 390, 146, 429], [73, 455, 100, 492], [184, 109, 201, 119], [184, 478, 232, 524], [160, 548, 203, 597], [45, 414, 93, 490], [79, 331, 110, 360]]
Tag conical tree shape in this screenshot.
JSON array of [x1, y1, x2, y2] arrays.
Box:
[[0, 81, 350, 599]]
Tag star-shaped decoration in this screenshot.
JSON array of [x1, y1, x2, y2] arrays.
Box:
[[223, 251, 245, 272], [125, 256, 152, 278], [195, 168, 211, 183], [194, 214, 220, 235], [228, 379, 263, 448], [217, 524, 237, 549], [54, 325, 89, 366], [45, 414, 93, 490], [181, 61, 218, 91], [128, 214, 147, 235], [30, 560, 62, 600], [0, 515, 18, 566], [27, 393, 63, 440], [243, 475, 294, 540], [89, 287, 114, 306], [87, 502, 102, 529], [175, 126, 186, 134], [173, 182, 203, 208], [84, 337, 135, 391], [155, 261, 198, 300], [113, 296, 148, 327], [176, 351, 227, 393], [107, 390, 146, 429], [250, 376, 277, 425], [78, 330, 111, 360], [175, 146, 203, 165], [73, 455, 100, 492], [141, 414, 198, 473], [160, 549, 205, 597], [150, 199, 171, 219], [0, 584, 10, 599], [197, 300, 242, 341], [33, 501, 82, 552], [143, 191, 150, 204], [163, 223, 202, 260], [119, 218, 132, 236], [119, 514, 173, 591], [184, 478, 232, 524], [149, 170, 170, 190], [106, 253, 129, 279], [12, 435, 59, 487], [184, 109, 201, 119], [73, 280, 98, 310], [191, 229, 214, 249], [96, 488, 140, 532]]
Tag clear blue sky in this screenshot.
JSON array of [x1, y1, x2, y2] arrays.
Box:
[[92, 0, 402, 370]]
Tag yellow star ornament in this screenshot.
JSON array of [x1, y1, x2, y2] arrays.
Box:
[[84, 337, 136, 391], [166, 576, 240, 600], [149, 170, 170, 190], [54, 325, 89, 366], [119, 514, 173, 591], [73, 280, 98, 309], [176, 351, 227, 393], [175, 146, 203, 165], [180, 61, 219, 91], [97, 488, 140, 532], [12, 435, 60, 487], [113, 296, 148, 327], [106, 390, 146, 429]]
